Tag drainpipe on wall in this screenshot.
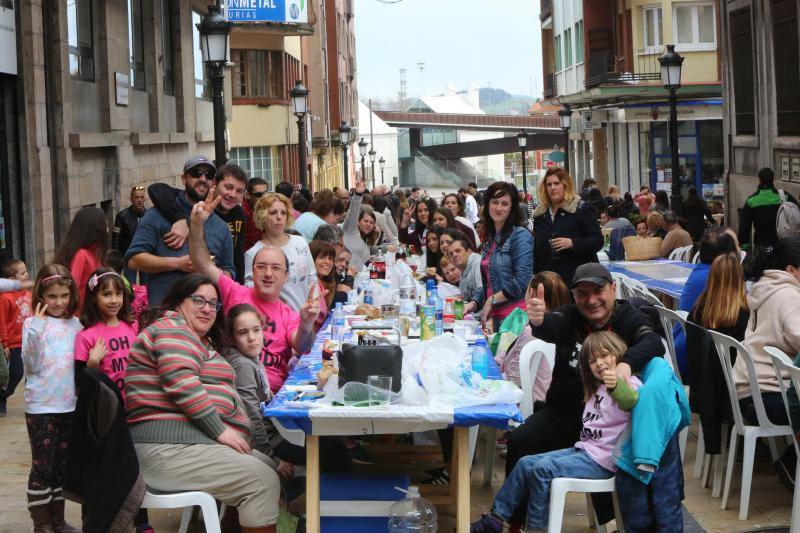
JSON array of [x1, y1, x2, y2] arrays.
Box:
[[41, 0, 63, 245]]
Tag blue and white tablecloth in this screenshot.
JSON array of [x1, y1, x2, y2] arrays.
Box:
[[606, 259, 696, 300]]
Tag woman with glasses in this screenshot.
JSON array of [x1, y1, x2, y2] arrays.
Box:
[[245, 192, 316, 312], [126, 274, 281, 533]]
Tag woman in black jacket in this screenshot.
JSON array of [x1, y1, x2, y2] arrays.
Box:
[[532, 168, 604, 284]]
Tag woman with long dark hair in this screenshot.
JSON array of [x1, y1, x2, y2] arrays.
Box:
[[128, 274, 281, 533], [308, 240, 337, 330], [532, 168, 603, 284], [399, 198, 438, 251], [431, 207, 477, 250], [442, 193, 480, 245], [53, 206, 110, 312], [479, 182, 534, 331]]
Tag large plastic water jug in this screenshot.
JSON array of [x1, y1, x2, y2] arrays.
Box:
[[387, 486, 437, 532]]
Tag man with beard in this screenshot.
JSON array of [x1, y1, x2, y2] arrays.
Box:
[[125, 155, 234, 305], [147, 163, 248, 283]]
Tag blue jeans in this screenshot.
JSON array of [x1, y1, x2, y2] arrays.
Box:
[[615, 434, 684, 532], [492, 447, 612, 530], [0, 347, 23, 405]]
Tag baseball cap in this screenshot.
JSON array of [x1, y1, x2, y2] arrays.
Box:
[[570, 263, 613, 289], [183, 155, 216, 174]]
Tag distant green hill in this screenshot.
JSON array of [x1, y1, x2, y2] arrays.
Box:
[[479, 87, 536, 115]]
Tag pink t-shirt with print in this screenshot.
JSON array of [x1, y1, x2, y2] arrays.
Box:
[[74, 321, 138, 400], [574, 377, 642, 472], [217, 275, 301, 393]]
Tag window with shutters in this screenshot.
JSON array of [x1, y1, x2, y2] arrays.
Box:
[[730, 8, 756, 135], [773, 0, 800, 136], [232, 50, 298, 103]]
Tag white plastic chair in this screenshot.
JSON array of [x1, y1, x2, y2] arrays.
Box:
[[548, 477, 624, 533], [707, 331, 794, 520], [692, 251, 700, 264], [141, 489, 221, 533], [518, 339, 556, 419], [668, 246, 687, 261], [630, 285, 664, 307], [654, 308, 691, 459], [766, 347, 800, 533]]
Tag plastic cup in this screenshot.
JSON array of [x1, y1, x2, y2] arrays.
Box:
[[453, 324, 467, 339], [367, 375, 392, 407]]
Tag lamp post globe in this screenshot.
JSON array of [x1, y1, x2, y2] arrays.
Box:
[[357, 138, 368, 184], [339, 121, 352, 189], [197, 4, 232, 168], [559, 105, 572, 173], [289, 80, 309, 115], [517, 130, 528, 192], [659, 44, 685, 214], [368, 148, 377, 188]]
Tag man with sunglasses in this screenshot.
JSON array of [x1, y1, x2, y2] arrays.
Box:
[[125, 155, 235, 305], [243, 177, 269, 250]]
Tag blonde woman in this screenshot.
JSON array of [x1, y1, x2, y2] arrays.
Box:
[[532, 167, 603, 284], [245, 193, 316, 311]]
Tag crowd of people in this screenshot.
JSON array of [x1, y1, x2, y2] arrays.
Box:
[[1, 153, 799, 533]]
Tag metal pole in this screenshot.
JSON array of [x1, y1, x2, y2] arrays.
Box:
[[360, 156, 366, 186], [521, 149, 528, 192], [297, 115, 308, 190], [342, 145, 349, 190], [563, 129, 570, 173], [211, 65, 227, 168], [669, 88, 682, 214], [380, 168, 384, 185]]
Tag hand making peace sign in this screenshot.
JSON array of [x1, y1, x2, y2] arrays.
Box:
[[190, 186, 222, 226], [299, 284, 327, 323]]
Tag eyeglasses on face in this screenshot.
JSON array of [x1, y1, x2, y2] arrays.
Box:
[[188, 295, 222, 312], [253, 263, 287, 273], [188, 168, 214, 179]]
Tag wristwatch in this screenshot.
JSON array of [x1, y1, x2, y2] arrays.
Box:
[[491, 295, 497, 306]]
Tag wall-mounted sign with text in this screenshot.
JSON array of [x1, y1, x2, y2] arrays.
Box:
[[0, 0, 16, 75], [227, 0, 308, 23]]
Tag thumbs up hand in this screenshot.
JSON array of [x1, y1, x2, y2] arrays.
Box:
[[526, 283, 547, 327]]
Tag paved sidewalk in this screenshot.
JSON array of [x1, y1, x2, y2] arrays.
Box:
[[0, 393, 792, 532]]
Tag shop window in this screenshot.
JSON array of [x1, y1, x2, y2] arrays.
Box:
[[730, 8, 756, 135], [192, 10, 211, 99], [67, 0, 95, 80], [229, 146, 282, 188], [161, 0, 174, 95], [673, 3, 716, 50], [128, 0, 145, 90], [773, 0, 800, 136]]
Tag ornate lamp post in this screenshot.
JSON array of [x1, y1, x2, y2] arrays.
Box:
[[659, 44, 685, 214], [559, 105, 572, 173], [338, 121, 352, 189], [368, 148, 377, 188], [517, 130, 528, 192], [289, 80, 309, 190], [197, 4, 232, 168], [379, 156, 386, 186], [358, 138, 368, 184]]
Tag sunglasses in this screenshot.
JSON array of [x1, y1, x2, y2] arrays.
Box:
[[188, 168, 213, 179], [132, 186, 145, 191], [252, 191, 266, 198]]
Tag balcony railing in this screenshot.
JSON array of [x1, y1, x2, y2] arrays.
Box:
[[543, 73, 555, 99], [540, 0, 552, 21], [584, 49, 661, 89]]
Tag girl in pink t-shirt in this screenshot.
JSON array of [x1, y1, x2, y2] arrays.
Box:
[[471, 331, 641, 533], [74, 268, 138, 399]]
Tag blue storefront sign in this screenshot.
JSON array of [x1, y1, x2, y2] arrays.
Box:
[[227, 0, 308, 24]]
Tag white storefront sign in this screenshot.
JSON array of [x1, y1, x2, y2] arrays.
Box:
[[0, 0, 16, 75], [612, 103, 722, 123]]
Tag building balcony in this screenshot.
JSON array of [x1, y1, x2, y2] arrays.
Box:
[[584, 49, 661, 89], [543, 73, 555, 99]]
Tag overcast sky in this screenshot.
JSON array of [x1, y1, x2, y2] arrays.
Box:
[[354, 0, 542, 102]]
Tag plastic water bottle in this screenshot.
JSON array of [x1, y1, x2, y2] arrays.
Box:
[[387, 486, 437, 532], [434, 296, 443, 336], [331, 303, 345, 344], [425, 279, 437, 306], [471, 338, 490, 379]]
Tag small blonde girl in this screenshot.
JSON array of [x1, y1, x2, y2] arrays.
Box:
[[471, 331, 641, 533], [22, 264, 83, 532]]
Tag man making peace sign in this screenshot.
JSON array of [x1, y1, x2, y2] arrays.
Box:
[[189, 188, 321, 393]]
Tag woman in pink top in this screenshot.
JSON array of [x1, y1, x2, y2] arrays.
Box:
[[471, 331, 641, 533], [53, 207, 109, 313], [634, 185, 655, 215]]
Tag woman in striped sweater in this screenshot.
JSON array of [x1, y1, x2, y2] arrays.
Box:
[[125, 274, 280, 533]]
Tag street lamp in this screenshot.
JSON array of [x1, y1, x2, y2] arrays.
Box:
[[368, 148, 377, 188], [379, 156, 386, 186], [559, 105, 572, 173], [338, 121, 352, 189], [659, 44, 684, 214], [517, 130, 528, 192], [196, 4, 232, 168], [358, 138, 368, 185], [289, 80, 309, 190]]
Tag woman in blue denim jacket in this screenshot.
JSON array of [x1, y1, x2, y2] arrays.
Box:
[[479, 182, 534, 331]]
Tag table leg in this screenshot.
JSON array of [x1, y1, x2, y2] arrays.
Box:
[[452, 426, 471, 533], [306, 435, 320, 533], [482, 426, 496, 486]]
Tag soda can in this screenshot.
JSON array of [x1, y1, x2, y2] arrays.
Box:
[[453, 298, 465, 320], [420, 305, 436, 340]]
